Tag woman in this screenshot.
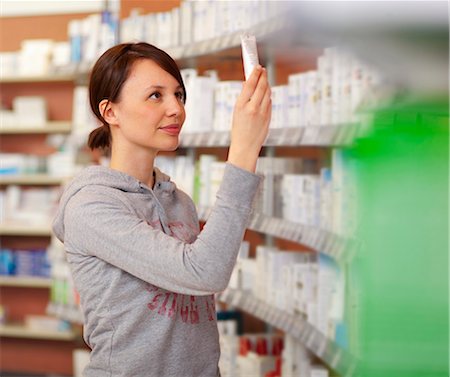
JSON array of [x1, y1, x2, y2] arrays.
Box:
[[53, 42, 271, 377]]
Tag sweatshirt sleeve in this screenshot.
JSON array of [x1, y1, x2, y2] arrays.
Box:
[[63, 163, 261, 296]]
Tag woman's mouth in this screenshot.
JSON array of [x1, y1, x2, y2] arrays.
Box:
[[159, 124, 181, 136]]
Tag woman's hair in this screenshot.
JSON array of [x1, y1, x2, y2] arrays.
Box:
[[87, 42, 186, 150]]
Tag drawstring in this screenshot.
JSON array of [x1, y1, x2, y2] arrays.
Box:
[[140, 183, 173, 236]]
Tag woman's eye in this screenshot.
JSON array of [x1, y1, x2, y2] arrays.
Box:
[[149, 92, 161, 100], [176, 91, 185, 102]]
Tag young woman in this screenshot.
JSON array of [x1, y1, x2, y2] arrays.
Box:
[[53, 42, 271, 377]]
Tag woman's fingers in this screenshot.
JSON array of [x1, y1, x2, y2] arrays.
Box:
[[248, 68, 269, 107], [236, 65, 263, 106], [260, 83, 272, 117]]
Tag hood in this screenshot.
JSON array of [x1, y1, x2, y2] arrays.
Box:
[[52, 165, 173, 242]]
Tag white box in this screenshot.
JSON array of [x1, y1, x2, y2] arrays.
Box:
[[19, 39, 54, 76], [13, 96, 47, 126], [73, 349, 90, 377]]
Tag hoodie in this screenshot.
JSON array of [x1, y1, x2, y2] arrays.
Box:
[[52, 162, 261, 377]]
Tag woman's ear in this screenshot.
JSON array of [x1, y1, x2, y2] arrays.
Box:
[[99, 99, 119, 126]]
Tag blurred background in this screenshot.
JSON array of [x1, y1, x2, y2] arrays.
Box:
[[0, 1, 448, 376]]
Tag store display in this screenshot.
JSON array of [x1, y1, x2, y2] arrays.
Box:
[[2, 1, 445, 376]]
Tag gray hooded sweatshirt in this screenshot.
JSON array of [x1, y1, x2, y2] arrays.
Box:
[[52, 162, 261, 377]]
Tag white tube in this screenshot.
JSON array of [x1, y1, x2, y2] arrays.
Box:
[[240, 33, 259, 81]]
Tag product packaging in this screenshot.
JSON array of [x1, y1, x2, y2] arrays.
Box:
[[240, 33, 259, 80]]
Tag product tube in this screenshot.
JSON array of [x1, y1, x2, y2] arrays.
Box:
[[240, 34, 259, 81]]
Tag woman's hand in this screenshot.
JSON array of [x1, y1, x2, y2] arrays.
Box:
[[227, 65, 272, 172]]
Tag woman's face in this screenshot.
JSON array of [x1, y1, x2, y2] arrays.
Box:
[[110, 59, 186, 153]]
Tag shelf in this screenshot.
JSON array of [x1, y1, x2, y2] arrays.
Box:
[[0, 323, 77, 341], [166, 15, 286, 60], [197, 207, 356, 263], [0, 121, 72, 135], [0, 174, 68, 185], [0, 222, 52, 236], [0, 72, 76, 83], [0, 17, 286, 85], [0, 276, 52, 288], [218, 288, 356, 377], [180, 124, 360, 148]]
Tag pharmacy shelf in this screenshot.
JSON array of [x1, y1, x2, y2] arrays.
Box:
[[47, 302, 84, 325], [0, 72, 76, 83], [0, 174, 68, 185], [0, 222, 52, 236], [167, 15, 286, 60], [0, 16, 287, 82], [0, 323, 77, 341], [218, 288, 356, 377], [0, 276, 52, 288], [197, 207, 355, 263], [180, 124, 359, 148], [247, 213, 356, 263], [0, 121, 72, 135]]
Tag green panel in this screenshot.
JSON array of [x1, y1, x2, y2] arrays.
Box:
[[348, 101, 448, 377]]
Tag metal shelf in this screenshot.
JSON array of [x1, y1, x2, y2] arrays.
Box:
[[0, 121, 72, 135], [0, 222, 52, 236], [180, 125, 360, 148], [197, 207, 356, 263], [0, 72, 76, 83], [218, 288, 356, 377], [0, 323, 77, 341], [0, 174, 68, 185], [0, 276, 52, 288], [166, 15, 286, 60]]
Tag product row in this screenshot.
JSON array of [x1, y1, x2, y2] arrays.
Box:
[[68, 44, 383, 145], [229, 243, 347, 346], [0, 96, 49, 128], [0, 151, 355, 241], [0, 185, 60, 226], [120, 1, 281, 49], [0, 248, 50, 277], [218, 324, 331, 377], [156, 151, 355, 237], [0, 1, 281, 77], [0, 152, 74, 178], [182, 48, 384, 132]]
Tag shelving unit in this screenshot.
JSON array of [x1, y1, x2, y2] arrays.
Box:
[[218, 288, 356, 377], [1, 2, 445, 377], [0, 13, 86, 376]]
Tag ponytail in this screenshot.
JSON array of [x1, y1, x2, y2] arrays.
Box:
[[88, 124, 111, 150]]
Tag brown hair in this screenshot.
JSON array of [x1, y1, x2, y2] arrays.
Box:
[[87, 42, 186, 150]]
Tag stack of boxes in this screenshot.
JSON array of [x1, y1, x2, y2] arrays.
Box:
[[229, 244, 346, 345]]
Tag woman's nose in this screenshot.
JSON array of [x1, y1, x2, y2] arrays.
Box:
[[166, 96, 184, 118]]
